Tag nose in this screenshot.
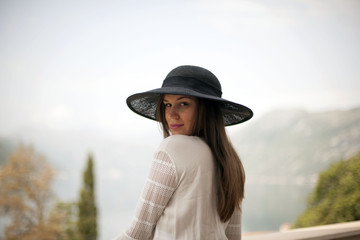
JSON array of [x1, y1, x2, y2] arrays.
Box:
[[167, 106, 179, 120]]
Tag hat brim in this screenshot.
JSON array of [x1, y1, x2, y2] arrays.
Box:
[[126, 86, 253, 126]]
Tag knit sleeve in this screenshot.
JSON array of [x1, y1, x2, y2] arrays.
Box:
[[225, 205, 242, 240], [114, 151, 177, 240]]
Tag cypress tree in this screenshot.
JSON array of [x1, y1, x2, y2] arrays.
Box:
[[78, 153, 98, 240]]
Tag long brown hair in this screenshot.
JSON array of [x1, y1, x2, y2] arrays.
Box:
[[156, 95, 245, 222]]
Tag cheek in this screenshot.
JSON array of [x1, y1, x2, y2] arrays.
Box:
[[187, 109, 197, 126]]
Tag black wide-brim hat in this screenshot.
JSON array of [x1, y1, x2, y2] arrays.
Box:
[[126, 65, 253, 126]]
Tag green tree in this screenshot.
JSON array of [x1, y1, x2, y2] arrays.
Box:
[[49, 201, 80, 240], [293, 151, 360, 228], [78, 153, 98, 240]]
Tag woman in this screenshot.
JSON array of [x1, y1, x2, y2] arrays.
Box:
[[115, 65, 253, 240]]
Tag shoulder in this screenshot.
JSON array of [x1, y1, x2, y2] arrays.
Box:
[[156, 135, 214, 182], [156, 135, 212, 166], [158, 135, 207, 151]]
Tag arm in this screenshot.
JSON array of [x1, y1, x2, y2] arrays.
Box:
[[225, 204, 242, 240], [114, 151, 177, 240]]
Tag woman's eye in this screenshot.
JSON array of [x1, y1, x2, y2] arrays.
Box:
[[180, 102, 189, 106], [164, 103, 171, 107]]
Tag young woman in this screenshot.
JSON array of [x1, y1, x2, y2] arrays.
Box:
[[115, 65, 253, 240]]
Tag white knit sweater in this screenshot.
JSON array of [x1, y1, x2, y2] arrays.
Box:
[[114, 135, 241, 240]]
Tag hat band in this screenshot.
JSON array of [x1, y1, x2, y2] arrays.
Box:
[[162, 76, 222, 97]]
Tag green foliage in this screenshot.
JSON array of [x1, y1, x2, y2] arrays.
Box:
[[78, 153, 98, 240], [293, 151, 360, 228], [50, 201, 80, 240]]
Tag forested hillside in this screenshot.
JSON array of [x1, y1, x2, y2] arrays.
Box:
[[293, 151, 360, 228], [232, 107, 360, 232]]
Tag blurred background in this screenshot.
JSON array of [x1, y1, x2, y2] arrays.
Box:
[[1, 0, 360, 239]]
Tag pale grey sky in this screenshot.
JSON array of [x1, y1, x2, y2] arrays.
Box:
[[1, 0, 360, 137]]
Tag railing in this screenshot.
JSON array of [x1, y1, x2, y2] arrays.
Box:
[[243, 221, 360, 240]]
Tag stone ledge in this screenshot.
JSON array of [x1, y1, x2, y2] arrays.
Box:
[[243, 221, 360, 240]]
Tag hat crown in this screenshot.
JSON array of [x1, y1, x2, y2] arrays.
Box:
[[165, 65, 222, 94], [126, 65, 253, 126]]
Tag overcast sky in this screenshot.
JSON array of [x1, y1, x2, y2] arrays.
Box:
[[1, 0, 360, 137]]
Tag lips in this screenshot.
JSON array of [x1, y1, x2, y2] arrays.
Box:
[[169, 124, 183, 130]]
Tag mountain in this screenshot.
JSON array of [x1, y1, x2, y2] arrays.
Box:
[[231, 107, 360, 232], [1, 107, 360, 238]]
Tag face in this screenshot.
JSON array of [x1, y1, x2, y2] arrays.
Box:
[[163, 94, 198, 136]]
